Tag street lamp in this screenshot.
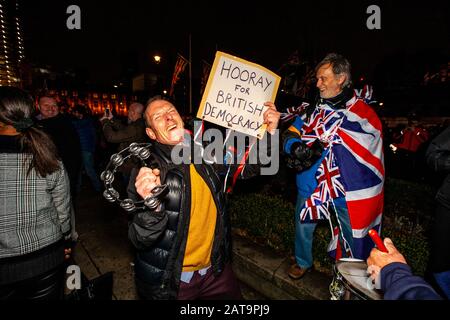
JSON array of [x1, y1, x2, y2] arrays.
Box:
[[153, 55, 161, 64]]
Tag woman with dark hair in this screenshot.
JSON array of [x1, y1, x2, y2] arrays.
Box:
[[0, 86, 72, 300]]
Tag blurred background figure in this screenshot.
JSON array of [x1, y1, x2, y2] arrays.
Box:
[[36, 94, 81, 241], [425, 124, 450, 299], [71, 104, 102, 194], [100, 102, 148, 189], [392, 119, 429, 154], [36, 95, 82, 199], [0, 86, 72, 300]]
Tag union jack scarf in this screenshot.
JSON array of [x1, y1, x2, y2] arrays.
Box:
[[280, 102, 310, 123]]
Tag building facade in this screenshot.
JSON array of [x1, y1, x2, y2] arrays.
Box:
[[0, 0, 24, 86]]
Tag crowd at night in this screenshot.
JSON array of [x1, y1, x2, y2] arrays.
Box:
[[0, 0, 449, 310]]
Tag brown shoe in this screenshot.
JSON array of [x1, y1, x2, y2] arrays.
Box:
[[288, 264, 310, 280]]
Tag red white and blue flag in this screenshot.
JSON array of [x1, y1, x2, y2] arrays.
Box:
[[298, 95, 384, 260], [280, 102, 310, 123]]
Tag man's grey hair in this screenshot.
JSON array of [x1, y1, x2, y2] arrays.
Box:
[[316, 53, 352, 88], [129, 102, 144, 117]]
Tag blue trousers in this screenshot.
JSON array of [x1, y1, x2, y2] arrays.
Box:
[[294, 194, 354, 268], [77, 151, 102, 193]]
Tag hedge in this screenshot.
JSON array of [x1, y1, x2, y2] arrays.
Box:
[[229, 178, 435, 276]]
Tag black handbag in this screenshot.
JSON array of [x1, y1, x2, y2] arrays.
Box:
[[65, 271, 114, 301]]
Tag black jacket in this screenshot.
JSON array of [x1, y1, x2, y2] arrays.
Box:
[[127, 138, 262, 299], [426, 125, 450, 209], [37, 113, 82, 194]]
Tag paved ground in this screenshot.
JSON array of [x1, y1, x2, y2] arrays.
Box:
[[71, 179, 268, 300], [72, 181, 137, 300], [72, 171, 337, 300]]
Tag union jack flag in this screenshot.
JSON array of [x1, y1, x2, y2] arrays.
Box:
[[301, 198, 330, 221], [292, 94, 385, 260], [316, 151, 346, 201], [280, 102, 310, 123], [354, 84, 377, 105]]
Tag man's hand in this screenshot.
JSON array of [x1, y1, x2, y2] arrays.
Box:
[[286, 139, 324, 172], [263, 102, 281, 135], [100, 111, 113, 122], [135, 168, 161, 200], [366, 238, 407, 281]]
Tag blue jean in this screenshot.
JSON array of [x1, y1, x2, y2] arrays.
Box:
[[294, 194, 353, 268], [78, 151, 102, 193]]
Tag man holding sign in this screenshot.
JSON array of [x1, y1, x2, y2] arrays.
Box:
[[126, 53, 280, 299]]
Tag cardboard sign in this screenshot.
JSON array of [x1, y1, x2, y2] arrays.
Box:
[[197, 51, 280, 139]]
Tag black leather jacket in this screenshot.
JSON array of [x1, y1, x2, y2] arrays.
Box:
[[127, 140, 261, 299], [426, 125, 450, 209]]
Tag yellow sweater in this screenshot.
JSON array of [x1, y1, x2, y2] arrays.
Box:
[[182, 165, 217, 272]]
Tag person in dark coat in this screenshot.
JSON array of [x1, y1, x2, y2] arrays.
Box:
[[72, 104, 102, 193], [36, 95, 82, 198], [127, 96, 280, 299], [425, 125, 450, 299], [36, 95, 82, 241]]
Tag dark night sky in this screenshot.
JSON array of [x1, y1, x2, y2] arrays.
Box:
[[21, 0, 449, 87]]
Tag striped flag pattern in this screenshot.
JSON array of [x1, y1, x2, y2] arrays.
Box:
[[298, 95, 384, 260], [200, 60, 212, 96], [169, 54, 189, 97]]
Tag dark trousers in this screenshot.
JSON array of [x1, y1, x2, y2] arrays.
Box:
[[177, 263, 242, 300], [427, 203, 450, 299], [0, 265, 65, 300], [428, 203, 450, 273]]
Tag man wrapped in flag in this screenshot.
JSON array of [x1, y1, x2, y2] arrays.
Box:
[[281, 53, 384, 279]]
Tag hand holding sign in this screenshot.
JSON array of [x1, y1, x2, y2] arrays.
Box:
[[197, 51, 281, 139], [263, 102, 281, 135]]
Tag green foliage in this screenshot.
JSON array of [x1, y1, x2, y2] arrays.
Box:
[[229, 177, 433, 276], [229, 192, 336, 273], [384, 177, 436, 230], [382, 216, 430, 276], [229, 193, 294, 251]]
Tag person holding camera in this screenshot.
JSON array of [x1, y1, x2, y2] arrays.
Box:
[[100, 103, 148, 188], [127, 96, 280, 300], [281, 53, 384, 279]]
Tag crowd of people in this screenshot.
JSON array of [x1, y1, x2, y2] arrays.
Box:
[[0, 53, 448, 301]]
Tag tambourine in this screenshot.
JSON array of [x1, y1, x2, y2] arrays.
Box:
[[100, 142, 168, 212]]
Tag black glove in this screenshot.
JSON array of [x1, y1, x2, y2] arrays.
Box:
[[285, 140, 324, 172]]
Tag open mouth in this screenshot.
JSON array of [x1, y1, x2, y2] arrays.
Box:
[[167, 124, 177, 131]]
